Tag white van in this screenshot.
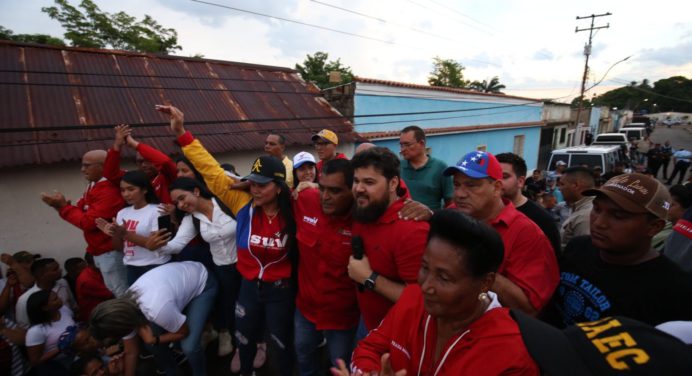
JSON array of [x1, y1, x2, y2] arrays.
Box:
[[619, 127, 647, 142], [547, 145, 625, 173]]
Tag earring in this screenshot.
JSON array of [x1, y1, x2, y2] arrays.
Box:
[[478, 292, 489, 302]]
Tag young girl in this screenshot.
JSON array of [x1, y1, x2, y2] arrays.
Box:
[[111, 171, 170, 285], [25, 290, 75, 374]]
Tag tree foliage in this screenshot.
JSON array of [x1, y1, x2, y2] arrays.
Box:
[[469, 76, 506, 94], [41, 0, 181, 54], [295, 51, 354, 89], [592, 76, 692, 113], [428, 57, 469, 88], [0, 26, 66, 46]]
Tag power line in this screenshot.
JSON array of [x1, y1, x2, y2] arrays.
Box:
[[0, 69, 303, 84], [405, 0, 493, 36], [190, 0, 394, 44], [0, 100, 543, 134], [1, 104, 545, 148], [309, 0, 458, 43], [426, 0, 496, 32], [0, 81, 322, 95], [605, 78, 692, 104]]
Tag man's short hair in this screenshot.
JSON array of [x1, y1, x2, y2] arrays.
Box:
[[563, 166, 595, 188], [401, 125, 426, 143], [269, 133, 286, 145], [351, 147, 400, 182], [30, 258, 56, 277], [322, 159, 354, 188], [495, 152, 528, 178], [669, 184, 692, 209]]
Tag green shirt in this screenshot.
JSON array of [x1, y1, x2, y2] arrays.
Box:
[[400, 156, 453, 210]]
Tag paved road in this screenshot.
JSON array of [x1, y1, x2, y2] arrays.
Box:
[[649, 124, 692, 150]]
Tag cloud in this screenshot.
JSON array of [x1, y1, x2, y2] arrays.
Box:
[[638, 42, 692, 66], [533, 49, 554, 60]]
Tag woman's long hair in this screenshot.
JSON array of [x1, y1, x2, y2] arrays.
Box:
[[176, 156, 207, 188], [274, 180, 298, 281], [121, 170, 159, 204]]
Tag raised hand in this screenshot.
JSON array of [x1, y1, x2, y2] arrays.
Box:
[[113, 124, 132, 151], [155, 105, 185, 136]]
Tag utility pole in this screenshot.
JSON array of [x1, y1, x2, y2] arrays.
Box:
[[574, 12, 611, 145]]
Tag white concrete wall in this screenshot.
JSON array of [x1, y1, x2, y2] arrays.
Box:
[[0, 143, 354, 272]]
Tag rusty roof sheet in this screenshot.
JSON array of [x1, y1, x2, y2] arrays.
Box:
[[0, 41, 353, 168]]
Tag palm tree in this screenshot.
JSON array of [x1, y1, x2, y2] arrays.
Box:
[[469, 76, 506, 93]]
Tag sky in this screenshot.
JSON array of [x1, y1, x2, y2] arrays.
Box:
[[2, 0, 691, 103]]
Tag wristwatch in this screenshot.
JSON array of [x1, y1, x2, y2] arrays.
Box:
[[364, 272, 379, 290]]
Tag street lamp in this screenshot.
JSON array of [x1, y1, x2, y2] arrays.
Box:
[[585, 55, 632, 93]]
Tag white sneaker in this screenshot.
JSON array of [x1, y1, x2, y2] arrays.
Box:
[[201, 328, 218, 350], [230, 349, 241, 373], [253, 342, 267, 369], [218, 331, 233, 357]]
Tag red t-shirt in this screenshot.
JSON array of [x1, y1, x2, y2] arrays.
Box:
[[353, 197, 429, 330], [293, 188, 359, 330], [75, 266, 114, 321], [489, 199, 559, 311]]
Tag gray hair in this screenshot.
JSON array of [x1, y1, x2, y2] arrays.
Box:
[[89, 291, 147, 342]]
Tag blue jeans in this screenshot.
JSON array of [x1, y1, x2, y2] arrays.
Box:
[[294, 308, 356, 376], [125, 264, 163, 286], [93, 250, 127, 297], [212, 263, 241, 331], [147, 271, 218, 376], [235, 278, 295, 376]]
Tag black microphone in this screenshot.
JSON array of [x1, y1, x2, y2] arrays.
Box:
[[352, 235, 365, 291]]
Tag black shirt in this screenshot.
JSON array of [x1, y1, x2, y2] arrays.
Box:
[[544, 236, 692, 328], [517, 199, 562, 256]]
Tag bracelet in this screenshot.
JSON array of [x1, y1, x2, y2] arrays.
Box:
[[154, 335, 160, 345]]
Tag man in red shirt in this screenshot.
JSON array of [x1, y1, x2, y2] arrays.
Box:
[[292, 158, 359, 374], [103, 124, 177, 204], [312, 129, 348, 176], [348, 147, 429, 331], [41, 150, 127, 297], [443, 150, 559, 315]]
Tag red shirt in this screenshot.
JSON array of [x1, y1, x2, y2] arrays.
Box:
[[293, 188, 359, 330], [353, 197, 429, 330], [490, 199, 559, 311], [103, 143, 177, 204], [75, 266, 113, 321], [316, 153, 348, 178], [352, 285, 540, 375], [59, 179, 125, 256]]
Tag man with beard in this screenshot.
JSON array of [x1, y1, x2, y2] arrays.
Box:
[[347, 147, 429, 331], [443, 151, 559, 315]]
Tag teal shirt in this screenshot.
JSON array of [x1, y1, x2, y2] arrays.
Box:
[[400, 156, 453, 210]]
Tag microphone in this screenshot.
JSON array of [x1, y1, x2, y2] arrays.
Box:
[[352, 236, 365, 291]]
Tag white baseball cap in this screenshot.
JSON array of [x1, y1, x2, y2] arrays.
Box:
[[293, 151, 316, 169]]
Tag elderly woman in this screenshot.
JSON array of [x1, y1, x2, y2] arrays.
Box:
[[89, 261, 217, 376], [333, 210, 539, 375]]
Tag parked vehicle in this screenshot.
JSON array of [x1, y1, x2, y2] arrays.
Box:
[[619, 127, 647, 142], [547, 145, 625, 173], [593, 133, 629, 147]]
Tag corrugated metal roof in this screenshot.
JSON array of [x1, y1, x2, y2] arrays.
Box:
[[0, 41, 354, 168], [354, 77, 538, 102]]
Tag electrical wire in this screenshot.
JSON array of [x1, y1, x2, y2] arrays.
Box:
[[0, 100, 542, 134], [605, 78, 692, 104], [190, 0, 394, 44], [0, 81, 322, 95], [405, 0, 493, 36], [426, 0, 497, 32]]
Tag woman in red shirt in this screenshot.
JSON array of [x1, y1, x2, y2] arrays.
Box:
[[333, 210, 540, 376]]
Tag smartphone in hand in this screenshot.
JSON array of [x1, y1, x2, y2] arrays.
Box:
[[157, 215, 173, 234]]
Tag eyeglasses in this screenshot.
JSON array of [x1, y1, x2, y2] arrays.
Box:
[[313, 141, 330, 147], [399, 141, 418, 149]]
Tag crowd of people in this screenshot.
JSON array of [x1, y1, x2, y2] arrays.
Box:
[[1, 106, 691, 376]]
